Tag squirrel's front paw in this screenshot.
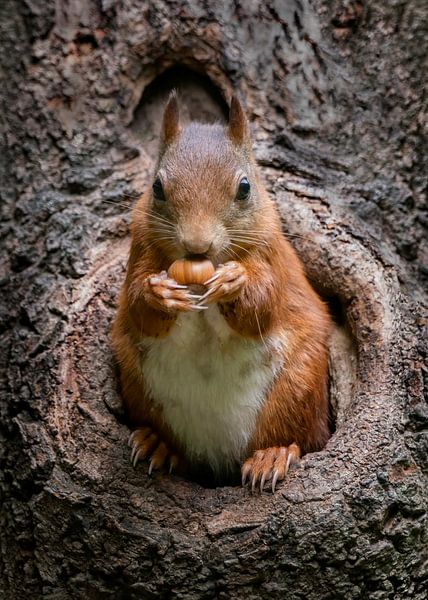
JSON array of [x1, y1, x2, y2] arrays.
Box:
[[199, 261, 247, 305], [143, 271, 206, 313]]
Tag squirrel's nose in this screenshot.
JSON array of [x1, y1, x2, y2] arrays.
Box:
[[183, 238, 213, 256]]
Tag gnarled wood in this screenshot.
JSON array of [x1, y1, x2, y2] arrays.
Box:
[[0, 1, 426, 598]]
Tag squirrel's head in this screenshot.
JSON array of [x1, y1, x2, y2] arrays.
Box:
[[142, 91, 274, 263]]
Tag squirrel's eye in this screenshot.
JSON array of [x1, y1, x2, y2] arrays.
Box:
[[236, 177, 251, 201], [152, 176, 166, 201]]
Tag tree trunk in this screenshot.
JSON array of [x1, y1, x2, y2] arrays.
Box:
[[1, 1, 426, 598]]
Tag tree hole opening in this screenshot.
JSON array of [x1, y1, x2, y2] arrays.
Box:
[[130, 65, 229, 160]]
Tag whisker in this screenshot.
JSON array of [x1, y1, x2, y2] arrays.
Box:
[[231, 237, 269, 250], [139, 238, 159, 253], [149, 235, 176, 243], [138, 209, 175, 227], [147, 224, 175, 233], [230, 236, 263, 244], [229, 242, 251, 256], [230, 236, 261, 244], [227, 246, 240, 260], [254, 310, 269, 354], [226, 228, 265, 235], [228, 227, 309, 244], [226, 232, 263, 237], [142, 237, 176, 253], [227, 233, 263, 240], [145, 208, 173, 220], [101, 190, 142, 204], [226, 227, 265, 232], [134, 214, 175, 231], [101, 199, 134, 210], [283, 232, 310, 241]]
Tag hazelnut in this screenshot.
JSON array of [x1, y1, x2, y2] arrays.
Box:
[[168, 258, 215, 285]]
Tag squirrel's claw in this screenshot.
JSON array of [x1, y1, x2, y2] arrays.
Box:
[[203, 272, 221, 286], [241, 461, 252, 486], [169, 455, 179, 474], [199, 261, 247, 305], [130, 431, 157, 466], [148, 442, 168, 474], [129, 428, 179, 476], [260, 471, 268, 493], [168, 283, 188, 290], [144, 274, 205, 312], [271, 469, 281, 493], [241, 444, 301, 494], [197, 287, 217, 303]]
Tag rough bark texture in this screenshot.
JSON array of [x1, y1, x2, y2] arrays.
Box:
[[1, 1, 427, 598]]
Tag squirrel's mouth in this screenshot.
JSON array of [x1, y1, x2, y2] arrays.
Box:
[[184, 253, 210, 261], [181, 252, 224, 269]]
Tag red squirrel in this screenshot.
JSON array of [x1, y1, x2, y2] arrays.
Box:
[[112, 93, 331, 492]]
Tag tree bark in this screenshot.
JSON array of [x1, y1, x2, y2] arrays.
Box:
[[1, 1, 426, 598]]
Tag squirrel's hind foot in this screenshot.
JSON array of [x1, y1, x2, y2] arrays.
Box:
[[128, 427, 179, 474], [241, 444, 301, 493]]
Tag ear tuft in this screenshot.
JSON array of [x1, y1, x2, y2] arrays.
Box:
[[162, 90, 180, 145], [228, 95, 249, 145]]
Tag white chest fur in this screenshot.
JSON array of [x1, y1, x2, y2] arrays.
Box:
[[140, 306, 283, 474]]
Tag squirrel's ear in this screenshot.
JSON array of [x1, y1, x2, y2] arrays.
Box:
[[161, 90, 180, 145], [228, 95, 250, 145]]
